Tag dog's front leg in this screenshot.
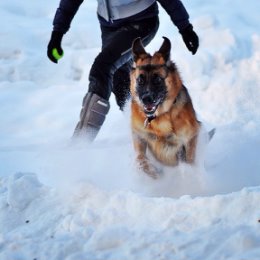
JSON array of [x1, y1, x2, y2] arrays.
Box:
[[133, 134, 160, 179], [185, 135, 198, 164]]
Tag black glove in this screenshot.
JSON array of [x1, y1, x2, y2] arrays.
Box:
[[47, 31, 64, 63], [180, 24, 199, 55]]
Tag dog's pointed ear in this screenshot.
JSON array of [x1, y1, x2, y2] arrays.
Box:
[[158, 36, 171, 61], [132, 37, 147, 62]]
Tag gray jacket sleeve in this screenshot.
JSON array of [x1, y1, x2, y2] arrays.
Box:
[[157, 0, 190, 31], [53, 0, 84, 34]]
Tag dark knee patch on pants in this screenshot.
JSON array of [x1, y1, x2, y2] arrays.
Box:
[[112, 64, 131, 110]]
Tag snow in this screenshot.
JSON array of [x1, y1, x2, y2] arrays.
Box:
[[0, 0, 260, 259]]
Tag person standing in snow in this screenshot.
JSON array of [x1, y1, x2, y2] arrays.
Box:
[[47, 0, 199, 141]]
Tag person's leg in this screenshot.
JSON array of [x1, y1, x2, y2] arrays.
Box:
[[111, 17, 161, 110], [73, 17, 159, 140], [89, 17, 159, 100]]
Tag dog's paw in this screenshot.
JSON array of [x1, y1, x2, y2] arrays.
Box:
[[145, 167, 161, 179], [138, 160, 162, 179]]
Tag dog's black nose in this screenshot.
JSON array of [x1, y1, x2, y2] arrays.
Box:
[[141, 93, 154, 105]]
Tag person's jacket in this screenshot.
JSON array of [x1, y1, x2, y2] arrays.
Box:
[[53, 0, 190, 34]]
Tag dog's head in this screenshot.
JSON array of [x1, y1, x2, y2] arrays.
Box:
[[130, 37, 182, 117]]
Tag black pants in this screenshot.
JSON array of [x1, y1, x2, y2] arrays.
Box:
[[88, 16, 159, 109]]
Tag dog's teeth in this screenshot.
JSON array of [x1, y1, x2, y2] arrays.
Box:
[[144, 105, 156, 112]]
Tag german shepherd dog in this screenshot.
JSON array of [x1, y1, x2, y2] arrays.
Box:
[[130, 37, 201, 178]]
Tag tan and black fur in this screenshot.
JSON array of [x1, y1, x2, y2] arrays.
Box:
[[130, 37, 200, 178]]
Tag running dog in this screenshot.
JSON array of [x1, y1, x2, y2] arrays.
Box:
[[130, 37, 201, 178]]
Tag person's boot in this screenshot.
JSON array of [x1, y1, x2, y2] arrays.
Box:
[[73, 92, 110, 141]]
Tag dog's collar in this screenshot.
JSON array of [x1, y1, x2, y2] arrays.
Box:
[[144, 114, 156, 128]]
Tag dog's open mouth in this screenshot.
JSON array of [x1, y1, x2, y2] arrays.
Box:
[[144, 104, 157, 115], [142, 96, 166, 116], [140, 92, 166, 117]]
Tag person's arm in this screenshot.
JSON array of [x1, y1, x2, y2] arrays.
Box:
[[53, 0, 84, 34], [157, 0, 189, 31], [157, 0, 199, 54], [47, 0, 84, 63]]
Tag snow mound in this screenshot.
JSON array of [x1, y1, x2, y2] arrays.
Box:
[[0, 173, 260, 259]]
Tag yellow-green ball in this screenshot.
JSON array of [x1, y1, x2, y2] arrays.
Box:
[[52, 48, 64, 60]]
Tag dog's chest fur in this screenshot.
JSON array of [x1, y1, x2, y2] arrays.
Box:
[[132, 103, 192, 165]]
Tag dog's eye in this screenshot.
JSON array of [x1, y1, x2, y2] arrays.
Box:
[[137, 74, 146, 86], [152, 74, 163, 85]]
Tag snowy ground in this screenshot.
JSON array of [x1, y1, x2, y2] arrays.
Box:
[[0, 0, 260, 259]]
